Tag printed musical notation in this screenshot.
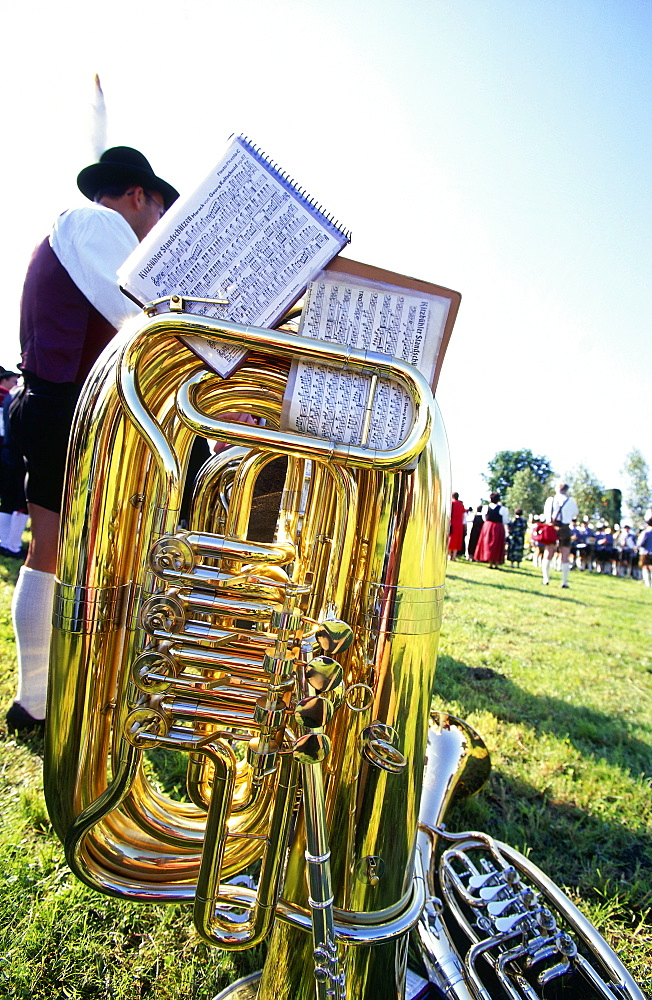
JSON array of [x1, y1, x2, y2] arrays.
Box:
[[282, 266, 457, 451], [285, 362, 414, 450], [118, 136, 349, 375], [300, 276, 447, 365]]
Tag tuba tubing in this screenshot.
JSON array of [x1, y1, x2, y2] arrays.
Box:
[[118, 311, 434, 472], [415, 714, 646, 1000], [44, 308, 644, 999]]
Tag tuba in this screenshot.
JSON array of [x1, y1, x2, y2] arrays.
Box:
[[44, 305, 644, 1000]]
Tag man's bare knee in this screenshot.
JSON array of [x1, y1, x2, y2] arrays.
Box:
[[25, 504, 60, 574]]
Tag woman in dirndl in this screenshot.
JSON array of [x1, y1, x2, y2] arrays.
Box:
[[474, 492, 509, 568], [507, 507, 527, 567]]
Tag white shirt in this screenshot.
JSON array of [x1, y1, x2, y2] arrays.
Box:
[[543, 492, 579, 524], [50, 203, 140, 329]]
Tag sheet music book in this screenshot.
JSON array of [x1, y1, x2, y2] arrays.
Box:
[[280, 258, 461, 453], [117, 135, 350, 375]]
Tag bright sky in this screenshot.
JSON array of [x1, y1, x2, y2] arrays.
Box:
[[2, 0, 650, 512]]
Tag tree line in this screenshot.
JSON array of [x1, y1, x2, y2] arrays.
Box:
[[483, 448, 652, 525]]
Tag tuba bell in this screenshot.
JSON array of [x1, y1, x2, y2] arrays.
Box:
[[44, 305, 644, 999]]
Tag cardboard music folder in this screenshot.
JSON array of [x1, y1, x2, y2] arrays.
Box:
[[324, 256, 461, 392]]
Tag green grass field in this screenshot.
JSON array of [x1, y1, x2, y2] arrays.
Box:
[[0, 553, 650, 998]]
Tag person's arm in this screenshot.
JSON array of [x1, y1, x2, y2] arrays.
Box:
[[50, 206, 140, 329]]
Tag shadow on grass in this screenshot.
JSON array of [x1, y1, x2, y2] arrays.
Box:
[[445, 571, 588, 605], [592, 587, 652, 608], [435, 654, 652, 779], [434, 656, 652, 910], [443, 766, 652, 918], [446, 566, 652, 608]]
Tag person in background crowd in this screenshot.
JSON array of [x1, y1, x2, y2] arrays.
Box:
[[474, 492, 509, 568], [637, 518, 652, 588], [572, 518, 586, 570], [582, 518, 596, 571], [448, 492, 465, 560], [592, 523, 606, 572], [0, 368, 18, 402], [0, 370, 23, 553], [466, 505, 483, 560], [461, 506, 471, 557], [594, 524, 616, 575], [463, 506, 473, 556], [617, 524, 638, 577], [6, 146, 179, 735], [541, 481, 579, 588], [506, 507, 527, 568], [529, 516, 545, 565], [0, 374, 28, 559]]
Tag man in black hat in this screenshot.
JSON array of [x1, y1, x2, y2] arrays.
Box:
[[6, 147, 178, 734]]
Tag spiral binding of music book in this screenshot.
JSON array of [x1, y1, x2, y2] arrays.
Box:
[[118, 134, 350, 375], [239, 135, 351, 243]]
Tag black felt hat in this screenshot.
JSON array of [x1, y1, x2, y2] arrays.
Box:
[[77, 146, 179, 210]]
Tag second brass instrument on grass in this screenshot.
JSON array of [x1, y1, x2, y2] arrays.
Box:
[[44, 306, 644, 999]]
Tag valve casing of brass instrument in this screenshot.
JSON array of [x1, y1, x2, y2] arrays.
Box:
[[44, 307, 644, 1000]]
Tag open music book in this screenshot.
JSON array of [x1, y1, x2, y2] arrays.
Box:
[[280, 258, 461, 452], [118, 135, 350, 375]]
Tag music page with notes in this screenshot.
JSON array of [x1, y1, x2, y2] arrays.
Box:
[[118, 136, 349, 375], [281, 260, 461, 451]]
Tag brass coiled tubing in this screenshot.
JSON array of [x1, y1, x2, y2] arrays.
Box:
[[44, 305, 644, 999]]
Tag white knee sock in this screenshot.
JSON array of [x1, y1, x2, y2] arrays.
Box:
[[0, 511, 11, 546], [561, 561, 570, 586], [643, 566, 651, 588], [542, 555, 551, 584], [12, 566, 56, 719], [7, 512, 28, 553]]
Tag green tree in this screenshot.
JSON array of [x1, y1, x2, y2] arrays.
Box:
[[485, 449, 555, 497], [504, 467, 550, 517], [622, 448, 652, 524], [568, 465, 605, 522], [602, 488, 622, 527]]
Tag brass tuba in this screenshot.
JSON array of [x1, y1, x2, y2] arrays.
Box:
[[44, 306, 644, 1000]]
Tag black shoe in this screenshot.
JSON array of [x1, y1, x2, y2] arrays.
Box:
[[5, 702, 45, 734], [561, 584, 569, 589]]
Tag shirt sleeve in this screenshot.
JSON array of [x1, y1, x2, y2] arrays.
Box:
[[543, 497, 552, 521], [50, 206, 141, 329], [501, 506, 510, 524]]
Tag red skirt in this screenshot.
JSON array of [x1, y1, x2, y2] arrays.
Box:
[[448, 523, 465, 552], [474, 521, 505, 564]]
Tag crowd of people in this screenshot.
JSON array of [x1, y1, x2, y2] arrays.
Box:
[[450, 483, 652, 588]]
